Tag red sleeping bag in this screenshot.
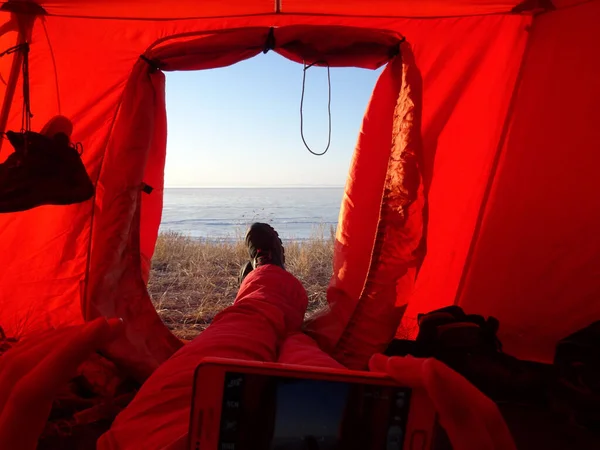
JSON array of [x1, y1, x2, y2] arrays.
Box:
[[97, 265, 342, 449]]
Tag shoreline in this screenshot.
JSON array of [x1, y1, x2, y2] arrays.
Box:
[[157, 223, 337, 244], [163, 186, 345, 189], [154, 233, 336, 244]]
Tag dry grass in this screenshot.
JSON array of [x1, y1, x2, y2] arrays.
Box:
[[148, 226, 335, 340]]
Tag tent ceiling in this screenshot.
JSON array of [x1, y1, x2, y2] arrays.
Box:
[[0, 0, 576, 20]]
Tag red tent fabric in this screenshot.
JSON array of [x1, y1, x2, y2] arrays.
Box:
[[455, 0, 600, 362], [0, 0, 598, 379], [0, 0, 556, 19]]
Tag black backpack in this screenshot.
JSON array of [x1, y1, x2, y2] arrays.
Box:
[[385, 305, 551, 405], [552, 320, 600, 431]]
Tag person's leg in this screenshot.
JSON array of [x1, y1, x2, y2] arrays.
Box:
[[98, 225, 306, 450], [278, 332, 345, 369]]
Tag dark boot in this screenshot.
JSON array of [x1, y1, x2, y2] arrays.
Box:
[[0, 124, 94, 213], [238, 223, 285, 284]]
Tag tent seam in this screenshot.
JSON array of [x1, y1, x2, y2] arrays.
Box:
[[40, 17, 61, 114], [0, 11, 535, 23]]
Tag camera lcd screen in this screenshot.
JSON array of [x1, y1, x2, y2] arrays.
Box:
[[217, 371, 411, 450]]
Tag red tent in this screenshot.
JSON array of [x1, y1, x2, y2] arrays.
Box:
[[0, 0, 598, 380]]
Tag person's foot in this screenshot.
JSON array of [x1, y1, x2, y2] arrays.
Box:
[[238, 223, 285, 284]]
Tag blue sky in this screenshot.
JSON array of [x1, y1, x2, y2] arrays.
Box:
[[164, 52, 382, 187]]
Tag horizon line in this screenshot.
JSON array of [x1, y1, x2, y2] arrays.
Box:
[[164, 185, 345, 189]]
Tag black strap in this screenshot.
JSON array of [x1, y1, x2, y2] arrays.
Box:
[[0, 43, 33, 134], [263, 27, 276, 54], [511, 0, 555, 14], [140, 55, 164, 72]]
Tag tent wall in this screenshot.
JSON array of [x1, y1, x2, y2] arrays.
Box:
[[0, 8, 530, 375], [400, 14, 531, 333], [457, 0, 600, 363], [0, 15, 154, 338], [83, 62, 185, 380]]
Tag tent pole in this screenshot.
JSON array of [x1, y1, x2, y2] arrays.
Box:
[[0, 5, 40, 152], [0, 28, 24, 151]]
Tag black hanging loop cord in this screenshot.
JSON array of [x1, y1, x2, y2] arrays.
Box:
[[21, 43, 32, 133], [0, 43, 33, 134], [300, 60, 331, 157]]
